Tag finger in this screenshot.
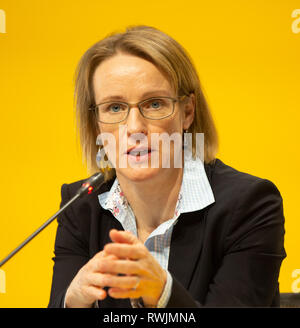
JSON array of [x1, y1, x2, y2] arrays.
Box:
[[109, 229, 140, 245], [94, 250, 106, 258], [104, 243, 146, 260], [86, 256, 109, 273], [83, 285, 107, 301], [88, 272, 140, 289], [108, 287, 141, 299], [97, 259, 144, 275], [93, 250, 117, 260], [89, 256, 118, 274]]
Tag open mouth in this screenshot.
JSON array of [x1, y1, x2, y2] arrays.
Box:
[[126, 147, 153, 162], [128, 149, 151, 156]]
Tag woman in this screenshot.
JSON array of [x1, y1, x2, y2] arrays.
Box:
[[48, 25, 286, 308]]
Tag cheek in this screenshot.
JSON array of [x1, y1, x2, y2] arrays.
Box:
[[150, 108, 183, 133], [97, 124, 120, 164], [150, 121, 183, 160], [156, 116, 183, 135], [97, 124, 119, 141]]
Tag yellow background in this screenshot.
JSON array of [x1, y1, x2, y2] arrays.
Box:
[[0, 0, 299, 307]]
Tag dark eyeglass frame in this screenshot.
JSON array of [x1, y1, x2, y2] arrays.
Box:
[[88, 95, 187, 124]]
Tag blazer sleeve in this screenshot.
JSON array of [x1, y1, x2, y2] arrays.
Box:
[[48, 183, 90, 308], [166, 178, 286, 307]]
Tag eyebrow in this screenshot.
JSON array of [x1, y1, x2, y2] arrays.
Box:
[[98, 90, 172, 103]]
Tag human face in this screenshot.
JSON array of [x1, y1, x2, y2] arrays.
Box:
[[93, 53, 194, 182]]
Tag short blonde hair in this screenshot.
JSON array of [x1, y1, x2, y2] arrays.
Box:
[[75, 25, 218, 181]]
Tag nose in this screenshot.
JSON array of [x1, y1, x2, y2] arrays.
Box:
[[126, 106, 148, 137]]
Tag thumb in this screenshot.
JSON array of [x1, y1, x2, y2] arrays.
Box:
[[109, 229, 140, 245]]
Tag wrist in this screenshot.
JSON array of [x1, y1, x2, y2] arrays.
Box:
[[65, 287, 94, 308]]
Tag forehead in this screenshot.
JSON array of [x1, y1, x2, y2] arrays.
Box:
[[93, 53, 174, 102]]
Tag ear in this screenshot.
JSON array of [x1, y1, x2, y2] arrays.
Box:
[[182, 93, 195, 130]]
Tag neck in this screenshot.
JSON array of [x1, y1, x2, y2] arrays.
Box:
[[116, 167, 183, 233]]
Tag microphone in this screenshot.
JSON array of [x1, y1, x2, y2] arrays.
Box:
[[0, 172, 105, 268]]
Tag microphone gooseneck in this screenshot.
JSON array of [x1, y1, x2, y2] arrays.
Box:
[[0, 172, 105, 268], [76, 172, 105, 197]]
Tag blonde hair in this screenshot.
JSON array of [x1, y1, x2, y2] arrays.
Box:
[[75, 25, 218, 181]]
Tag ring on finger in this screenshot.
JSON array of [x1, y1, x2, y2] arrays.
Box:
[[132, 277, 140, 291]]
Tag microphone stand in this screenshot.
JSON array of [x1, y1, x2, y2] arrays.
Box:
[[0, 172, 105, 268]]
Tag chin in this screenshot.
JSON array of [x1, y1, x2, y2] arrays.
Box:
[[117, 166, 161, 183]]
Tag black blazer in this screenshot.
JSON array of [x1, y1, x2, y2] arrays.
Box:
[[48, 158, 286, 308]]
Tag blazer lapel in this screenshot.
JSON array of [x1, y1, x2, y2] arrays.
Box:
[[168, 209, 208, 289], [168, 161, 214, 289]]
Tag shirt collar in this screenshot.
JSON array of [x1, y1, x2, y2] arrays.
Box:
[[98, 150, 215, 217], [179, 150, 215, 213]]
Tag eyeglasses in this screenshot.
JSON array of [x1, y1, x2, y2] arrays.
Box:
[[89, 95, 187, 124]]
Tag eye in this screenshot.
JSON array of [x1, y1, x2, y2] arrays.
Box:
[[110, 104, 121, 112], [150, 100, 161, 109], [143, 98, 165, 110], [106, 103, 126, 113]]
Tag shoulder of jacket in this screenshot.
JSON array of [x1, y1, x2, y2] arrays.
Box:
[[211, 158, 267, 187], [61, 176, 114, 198], [207, 158, 282, 206]]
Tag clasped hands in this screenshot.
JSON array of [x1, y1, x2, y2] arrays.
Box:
[[65, 229, 167, 308]]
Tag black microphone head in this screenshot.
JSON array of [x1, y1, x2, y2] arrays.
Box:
[[76, 172, 105, 197]]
